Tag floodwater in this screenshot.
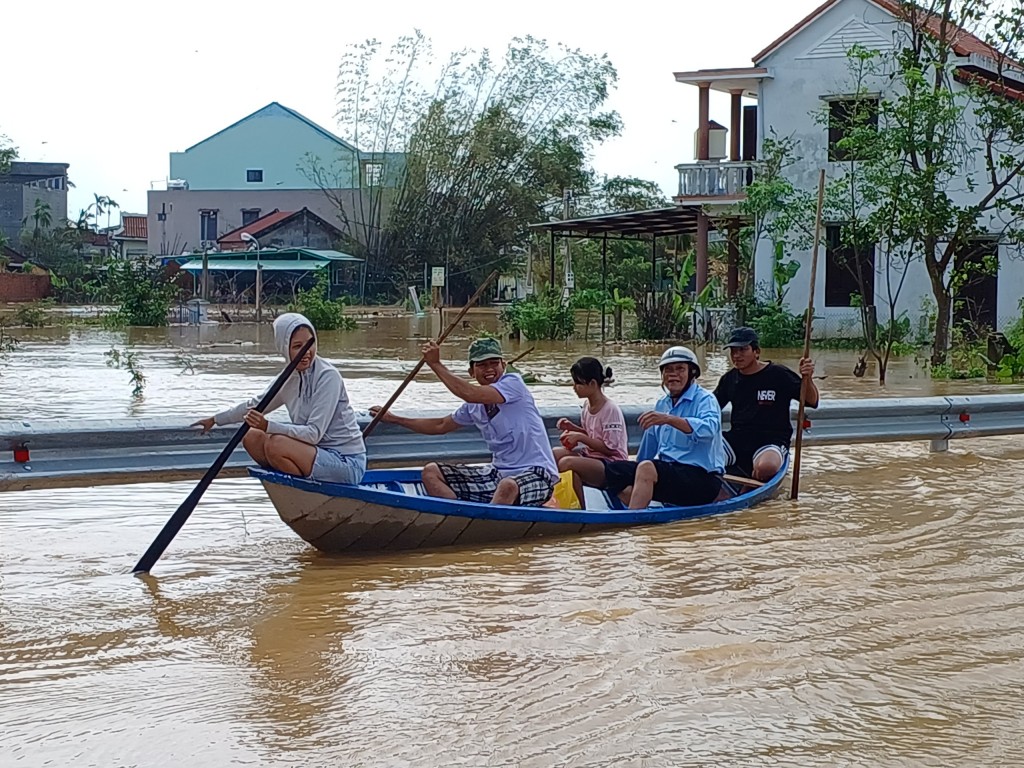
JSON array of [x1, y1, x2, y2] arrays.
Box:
[[2, 313, 1024, 766]]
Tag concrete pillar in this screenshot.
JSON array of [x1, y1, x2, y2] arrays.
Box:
[[729, 90, 743, 162], [726, 221, 739, 298], [697, 83, 710, 161], [696, 211, 709, 292]]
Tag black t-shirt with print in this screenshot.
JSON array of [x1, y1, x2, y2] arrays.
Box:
[[713, 362, 810, 446]]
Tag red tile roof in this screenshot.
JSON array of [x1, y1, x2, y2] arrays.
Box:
[[119, 215, 148, 240], [83, 232, 110, 247], [955, 67, 1024, 101], [754, 0, 1012, 64], [217, 209, 294, 247]]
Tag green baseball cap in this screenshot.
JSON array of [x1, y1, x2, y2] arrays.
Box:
[[468, 337, 503, 363]]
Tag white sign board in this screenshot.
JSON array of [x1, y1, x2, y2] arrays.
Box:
[[431, 267, 445, 287]]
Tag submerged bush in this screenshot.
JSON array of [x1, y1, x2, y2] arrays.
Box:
[[289, 270, 356, 331], [500, 290, 574, 340]]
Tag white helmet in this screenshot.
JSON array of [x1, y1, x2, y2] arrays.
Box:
[[659, 345, 701, 377]]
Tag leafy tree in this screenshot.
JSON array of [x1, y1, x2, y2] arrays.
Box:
[[724, 133, 815, 303], [91, 194, 119, 233], [307, 33, 621, 303], [820, 45, 924, 384], [0, 133, 15, 175], [832, 0, 1024, 366], [553, 176, 672, 299]]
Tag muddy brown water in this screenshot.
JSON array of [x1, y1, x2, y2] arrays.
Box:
[[2, 314, 1023, 766]]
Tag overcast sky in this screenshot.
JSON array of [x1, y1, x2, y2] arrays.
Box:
[[3, 0, 797, 220]]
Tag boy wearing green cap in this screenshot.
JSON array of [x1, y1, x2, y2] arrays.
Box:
[[369, 338, 560, 506]]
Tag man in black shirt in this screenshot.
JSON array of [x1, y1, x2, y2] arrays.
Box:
[[713, 326, 819, 481]]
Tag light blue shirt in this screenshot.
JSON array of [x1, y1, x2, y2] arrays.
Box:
[[636, 383, 725, 474]]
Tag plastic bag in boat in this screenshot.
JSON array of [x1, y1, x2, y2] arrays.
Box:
[[544, 470, 581, 510]]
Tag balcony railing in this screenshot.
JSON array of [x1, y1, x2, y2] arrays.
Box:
[[675, 161, 758, 199]]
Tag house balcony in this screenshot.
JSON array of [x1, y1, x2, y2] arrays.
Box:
[[674, 161, 758, 201]]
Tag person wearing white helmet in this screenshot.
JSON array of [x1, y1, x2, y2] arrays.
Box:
[[601, 345, 726, 509]]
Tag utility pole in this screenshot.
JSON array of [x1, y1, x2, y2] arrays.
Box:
[[562, 188, 574, 304]]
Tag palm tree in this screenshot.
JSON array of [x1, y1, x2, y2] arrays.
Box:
[[91, 194, 120, 231]]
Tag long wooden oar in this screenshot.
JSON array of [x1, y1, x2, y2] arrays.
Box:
[[132, 335, 316, 574], [507, 346, 535, 366], [362, 270, 499, 439], [790, 169, 826, 500]]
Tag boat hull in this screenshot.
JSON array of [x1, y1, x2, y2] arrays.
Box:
[[261, 478, 600, 552], [253, 463, 786, 554]]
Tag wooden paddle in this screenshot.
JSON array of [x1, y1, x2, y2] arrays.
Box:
[[724, 473, 764, 488], [507, 346, 535, 366], [362, 270, 499, 439], [131, 335, 316, 574], [790, 169, 826, 500]]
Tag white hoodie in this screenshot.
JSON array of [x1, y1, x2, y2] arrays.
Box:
[[214, 312, 366, 455]]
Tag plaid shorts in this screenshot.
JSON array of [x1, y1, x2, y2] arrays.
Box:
[[436, 463, 556, 507]]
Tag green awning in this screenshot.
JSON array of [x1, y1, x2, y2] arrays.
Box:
[[178, 259, 329, 272]]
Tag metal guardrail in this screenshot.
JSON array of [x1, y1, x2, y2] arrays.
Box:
[[1, 394, 1023, 492]]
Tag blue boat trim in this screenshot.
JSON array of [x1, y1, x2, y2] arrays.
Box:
[[250, 459, 787, 526]]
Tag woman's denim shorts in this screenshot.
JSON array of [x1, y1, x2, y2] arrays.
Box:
[[310, 448, 367, 485]]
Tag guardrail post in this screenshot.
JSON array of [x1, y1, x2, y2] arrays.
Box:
[[929, 438, 949, 452]]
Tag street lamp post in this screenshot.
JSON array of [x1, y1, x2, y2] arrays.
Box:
[[240, 232, 262, 322]]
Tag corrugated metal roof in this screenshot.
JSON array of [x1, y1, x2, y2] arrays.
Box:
[[299, 249, 363, 261], [529, 206, 703, 238], [179, 259, 329, 272]]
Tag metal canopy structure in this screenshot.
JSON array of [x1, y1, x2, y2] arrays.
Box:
[[528, 205, 723, 343], [178, 259, 328, 272], [528, 205, 708, 241]]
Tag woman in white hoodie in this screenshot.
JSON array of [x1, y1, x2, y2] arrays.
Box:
[[192, 312, 367, 484]]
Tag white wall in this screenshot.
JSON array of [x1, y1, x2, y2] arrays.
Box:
[[754, 0, 1024, 335]]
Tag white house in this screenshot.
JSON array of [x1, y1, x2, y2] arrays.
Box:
[[111, 213, 149, 261], [673, 0, 1024, 337]]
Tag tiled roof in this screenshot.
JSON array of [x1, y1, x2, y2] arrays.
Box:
[[2, 244, 26, 264], [754, 0, 1012, 64], [955, 67, 1024, 101], [217, 209, 295, 246], [119, 215, 148, 240]]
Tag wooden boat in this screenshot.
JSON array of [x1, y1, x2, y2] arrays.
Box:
[[250, 460, 788, 554]]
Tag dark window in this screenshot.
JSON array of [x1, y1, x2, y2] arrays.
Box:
[[828, 98, 878, 161], [742, 105, 757, 162], [200, 210, 218, 241], [246, 169, 263, 183], [241, 208, 261, 225], [953, 239, 998, 335], [825, 224, 875, 307]]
